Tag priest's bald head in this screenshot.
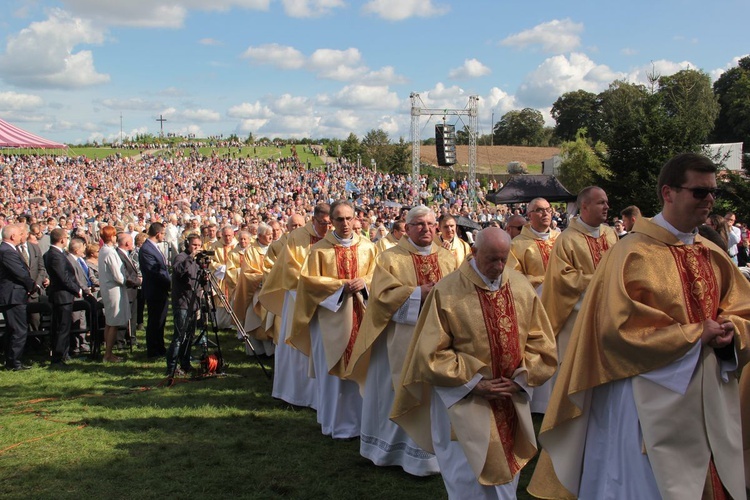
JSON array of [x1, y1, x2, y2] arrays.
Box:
[[472, 227, 511, 280]]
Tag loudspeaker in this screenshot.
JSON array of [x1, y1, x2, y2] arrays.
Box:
[[435, 124, 457, 167]]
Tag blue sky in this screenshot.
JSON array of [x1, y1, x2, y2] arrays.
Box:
[[0, 0, 747, 145]]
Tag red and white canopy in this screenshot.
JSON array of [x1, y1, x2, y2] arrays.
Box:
[[0, 117, 66, 149]]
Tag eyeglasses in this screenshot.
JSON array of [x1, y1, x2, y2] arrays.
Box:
[[314, 218, 332, 226], [529, 207, 553, 215], [408, 222, 436, 229], [672, 185, 722, 200]]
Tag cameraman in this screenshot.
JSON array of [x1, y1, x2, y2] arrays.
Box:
[[166, 234, 202, 376]]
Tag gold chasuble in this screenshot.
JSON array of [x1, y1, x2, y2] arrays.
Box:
[[541, 217, 617, 338], [289, 232, 376, 378], [529, 217, 750, 500], [258, 223, 322, 317], [438, 234, 473, 266], [209, 238, 240, 303], [233, 241, 269, 341], [264, 233, 288, 273], [345, 238, 456, 388], [374, 232, 399, 254], [507, 225, 559, 289], [392, 261, 557, 486]]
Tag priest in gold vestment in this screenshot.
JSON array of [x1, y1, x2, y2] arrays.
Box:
[[438, 214, 472, 266], [209, 225, 240, 329], [507, 197, 559, 292], [374, 220, 405, 254], [541, 187, 617, 380], [346, 206, 456, 476], [258, 206, 330, 409], [529, 153, 750, 500], [290, 200, 376, 439], [392, 227, 557, 499], [235, 225, 274, 356]]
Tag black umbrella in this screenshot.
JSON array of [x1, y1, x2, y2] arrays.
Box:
[[455, 216, 481, 230]]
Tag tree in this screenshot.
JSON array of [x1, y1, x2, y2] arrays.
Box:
[[551, 90, 600, 142], [712, 56, 750, 161], [340, 133, 361, 162], [382, 137, 411, 175], [594, 70, 719, 215], [557, 128, 611, 194], [493, 108, 545, 146], [361, 128, 391, 170]]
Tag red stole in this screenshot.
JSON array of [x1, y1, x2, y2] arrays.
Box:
[[534, 239, 554, 270], [335, 244, 363, 367], [669, 244, 719, 322], [411, 252, 443, 285], [476, 282, 522, 476], [583, 233, 611, 268]]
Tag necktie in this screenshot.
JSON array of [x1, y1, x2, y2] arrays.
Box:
[[78, 257, 93, 287], [17, 244, 29, 266]]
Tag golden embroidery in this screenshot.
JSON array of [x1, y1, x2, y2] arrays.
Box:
[[334, 245, 363, 367], [411, 253, 443, 286], [534, 239, 554, 270], [583, 234, 610, 268], [476, 283, 522, 476], [669, 244, 719, 323]]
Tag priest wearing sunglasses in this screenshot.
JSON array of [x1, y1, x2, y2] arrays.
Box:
[[530, 152, 750, 499]]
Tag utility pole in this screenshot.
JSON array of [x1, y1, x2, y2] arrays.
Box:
[[120, 113, 123, 146]]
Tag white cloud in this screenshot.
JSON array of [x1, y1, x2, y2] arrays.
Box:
[[0, 9, 109, 89], [270, 94, 313, 116], [242, 43, 306, 69], [61, 0, 271, 28], [516, 52, 623, 107], [710, 54, 749, 82], [448, 59, 491, 80], [621, 47, 637, 56], [281, 0, 345, 18], [308, 48, 367, 80], [0, 91, 44, 110], [237, 118, 270, 133], [362, 0, 449, 21], [97, 98, 163, 111], [199, 38, 223, 46], [501, 18, 583, 54], [320, 110, 361, 131], [227, 101, 274, 119], [242, 44, 406, 84], [329, 85, 400, 109], [181, 108, 221, 122], [624, 59, 693, 86]]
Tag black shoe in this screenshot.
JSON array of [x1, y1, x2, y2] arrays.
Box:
[[49, 361, 72, 370], [7, 364, 32, 371]]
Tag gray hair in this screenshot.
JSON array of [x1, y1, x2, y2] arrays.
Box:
[[257, 223, 273, 237], [405, 206, 434, 224]]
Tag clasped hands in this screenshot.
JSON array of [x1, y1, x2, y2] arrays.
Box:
[[344, 278, 365, 295], [471, 376, 521, 401], [701, 317, 735, 349]]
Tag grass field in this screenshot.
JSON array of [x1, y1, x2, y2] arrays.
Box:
[[0, 324, 542, 499]]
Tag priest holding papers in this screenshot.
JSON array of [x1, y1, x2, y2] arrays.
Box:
[[392, 227, 557, 499], [529, 153, 750, 500], [290, 200, 377, 439]]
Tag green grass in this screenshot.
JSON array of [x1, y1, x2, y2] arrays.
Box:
[[1, 324, 540, 500]]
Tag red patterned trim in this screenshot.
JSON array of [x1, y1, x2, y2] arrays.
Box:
[[476, 283, 522, 476], [668, 244, 719, 323], [411, 253, 443, 286], [708, 458, 728, 500], [583, 233, 610, 268], [334, 245, 363, 367], [534, 239, 554, 270]]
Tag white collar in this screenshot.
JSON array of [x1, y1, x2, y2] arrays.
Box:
[[652, 213, 697, 245], [470, 259, 501, 291]]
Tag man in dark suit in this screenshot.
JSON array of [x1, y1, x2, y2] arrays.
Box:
[[67, 237, 95, 355], [116, 232, 141, 348], [44, 228, 81, 367], [0, 224, 38, 370], [139, 222, 171, 358], [18, 224, 49, 330]]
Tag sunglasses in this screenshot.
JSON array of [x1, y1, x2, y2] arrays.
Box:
[[672, 185, 722, 200]]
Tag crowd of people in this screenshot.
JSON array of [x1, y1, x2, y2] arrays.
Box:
[[2, 149, 750, 499]]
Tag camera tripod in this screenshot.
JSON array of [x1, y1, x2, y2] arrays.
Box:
[[167, 264, 271, 383]]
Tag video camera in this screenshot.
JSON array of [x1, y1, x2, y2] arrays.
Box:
[[195, 250, 215, 269]]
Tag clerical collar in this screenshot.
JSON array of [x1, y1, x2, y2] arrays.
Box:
[[529, 226, 551, 240], [258, 244, 269, 255], [470, 258, 501, 291], [577, 217, 601, 237], [332, 231, 353, 248], [407, 238, 432, 255], [652, 213, 697, 245]]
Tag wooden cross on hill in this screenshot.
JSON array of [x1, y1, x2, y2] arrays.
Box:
[[156, 115, 167, 137]]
